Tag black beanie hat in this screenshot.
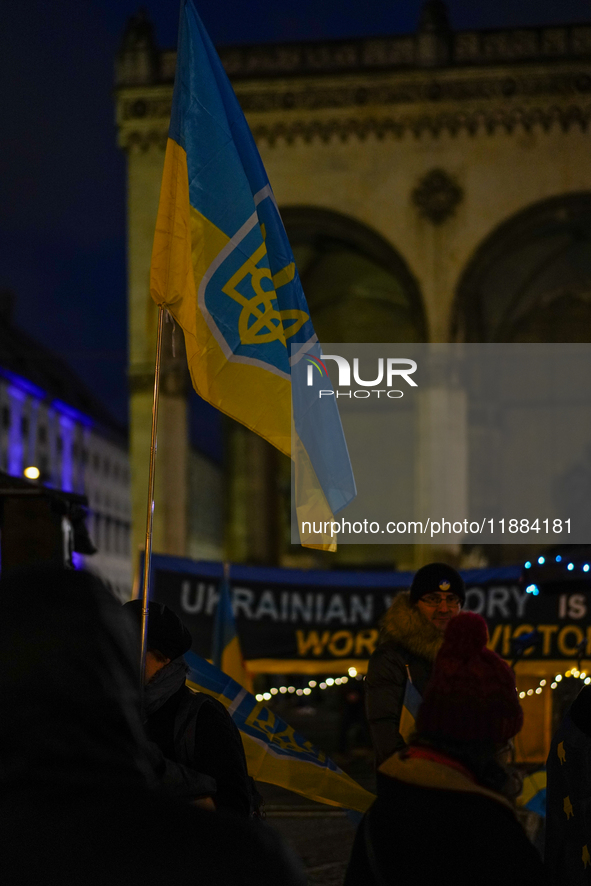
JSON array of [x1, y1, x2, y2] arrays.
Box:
[[124, 600, 192, 660], [410, 562, 465, 606]]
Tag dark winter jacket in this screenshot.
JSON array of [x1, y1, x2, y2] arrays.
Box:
[[345, 749, 548, 886], [365, 591, 441, 766], [144, 665, 252, 817], [545, 685, 591, 886], [0, 566, 305, 886]]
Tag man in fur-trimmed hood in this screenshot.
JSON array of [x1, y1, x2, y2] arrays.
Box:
[[365, 563, 465, 767]]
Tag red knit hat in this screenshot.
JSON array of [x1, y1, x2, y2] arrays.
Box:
[[416, 612, 523, 744]]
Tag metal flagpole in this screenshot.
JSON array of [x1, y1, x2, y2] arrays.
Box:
[[140, 305, 165, 688]]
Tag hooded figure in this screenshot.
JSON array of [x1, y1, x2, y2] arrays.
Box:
[[346, 612, 546, 886], [365, 562, 465, 766], [0, 566, 304, 886], [124, 599, 252, 817]]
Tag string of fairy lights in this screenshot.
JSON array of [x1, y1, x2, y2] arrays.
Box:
[[518, 668, 591, 701], [523, 553, 591, 596], [255, 555, 591, 704], [521, 553, 591, 695], [257, 667, 590, 705], [255, 667, 362, 703]]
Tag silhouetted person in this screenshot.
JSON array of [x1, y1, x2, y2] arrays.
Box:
[[366, 563, 465, 767], [124, 599, 251, 817], [0, 566, 305, 886], [546, 682, 591, 885], [338, 680, 368, 755]]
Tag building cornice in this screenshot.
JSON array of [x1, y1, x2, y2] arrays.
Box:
[[218, 25, 591, 78], [117, 24, 591, 86], [115, 11, 591, 149], [116, 60, 591, 149]]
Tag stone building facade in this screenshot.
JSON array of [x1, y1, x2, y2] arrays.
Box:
[[115, 2, 591, 571]]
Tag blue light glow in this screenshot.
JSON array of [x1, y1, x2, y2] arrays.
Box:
[[0, 367, 46, 401], [526, 584, 539, 595], [556, 555, 562, 562], [538, 556, 545, 565], [51, 400, 94, 428], [524, 561, 532, 569], [59, 415, 74, 493], [568, 563, 575, 571], [584, 565, 590, 573]]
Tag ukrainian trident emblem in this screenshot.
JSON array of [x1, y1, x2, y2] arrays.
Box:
[[200, 190, 312, 373]]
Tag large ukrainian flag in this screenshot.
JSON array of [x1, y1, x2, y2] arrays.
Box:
[[150, 0, 355, 549]]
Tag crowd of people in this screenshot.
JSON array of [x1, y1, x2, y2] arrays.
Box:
[[0, 560, 588, 884], [0, 566, 304, 885]]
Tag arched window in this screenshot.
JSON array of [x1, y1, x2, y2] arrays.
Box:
[[282, 207, 426, 343], [455, 194, 591, 343]]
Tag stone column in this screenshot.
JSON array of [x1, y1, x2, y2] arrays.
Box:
[[225, 423, 278, 565], [123, 130, 189, 562], [116, 15, 190, 566], [7, 386, 25, 478], [414, 380, 468, 567]]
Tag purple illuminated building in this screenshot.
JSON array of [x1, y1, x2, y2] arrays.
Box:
[[0, 292, 132, 599]]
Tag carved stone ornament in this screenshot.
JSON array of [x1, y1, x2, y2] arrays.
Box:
[[412, 168, 463, 224]]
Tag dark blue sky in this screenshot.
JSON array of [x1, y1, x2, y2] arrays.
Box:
[[0, 0, 589, 427]]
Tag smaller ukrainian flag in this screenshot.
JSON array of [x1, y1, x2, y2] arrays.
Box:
[[399, 679, 422, 744], [518, 769, 546, 817], [212, 563, 253, 693]]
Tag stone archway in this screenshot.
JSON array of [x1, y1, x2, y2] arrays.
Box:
[[454, 193, 591, 343], [273, 207, 426, 569], [282, 206, 427, 344]]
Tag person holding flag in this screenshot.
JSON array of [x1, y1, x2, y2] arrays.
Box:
[[365, 563, 465, 768], [125, 600, 252, 817], [149, 0, 355, 553], [0, 566, 306, 886], [132, 0, 366, 826]]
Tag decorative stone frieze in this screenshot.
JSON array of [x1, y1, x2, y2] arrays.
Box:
[[246, 105, 591, 146], [114, 10, 591, 151], [115, 71, 591, 150], [236, 71, 591, 113]]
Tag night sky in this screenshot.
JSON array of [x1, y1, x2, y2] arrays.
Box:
[[1, 0, 589, 428]]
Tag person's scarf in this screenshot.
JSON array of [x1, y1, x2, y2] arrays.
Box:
[[144, 656, 188, 716]]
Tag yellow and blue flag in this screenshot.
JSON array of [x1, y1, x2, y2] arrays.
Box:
[[212, 563, 253, 693], [518, 769, 546, 816], [398, 679, 422, 744], [150, 0, 355, 550], [185, 650, 374, 813]]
